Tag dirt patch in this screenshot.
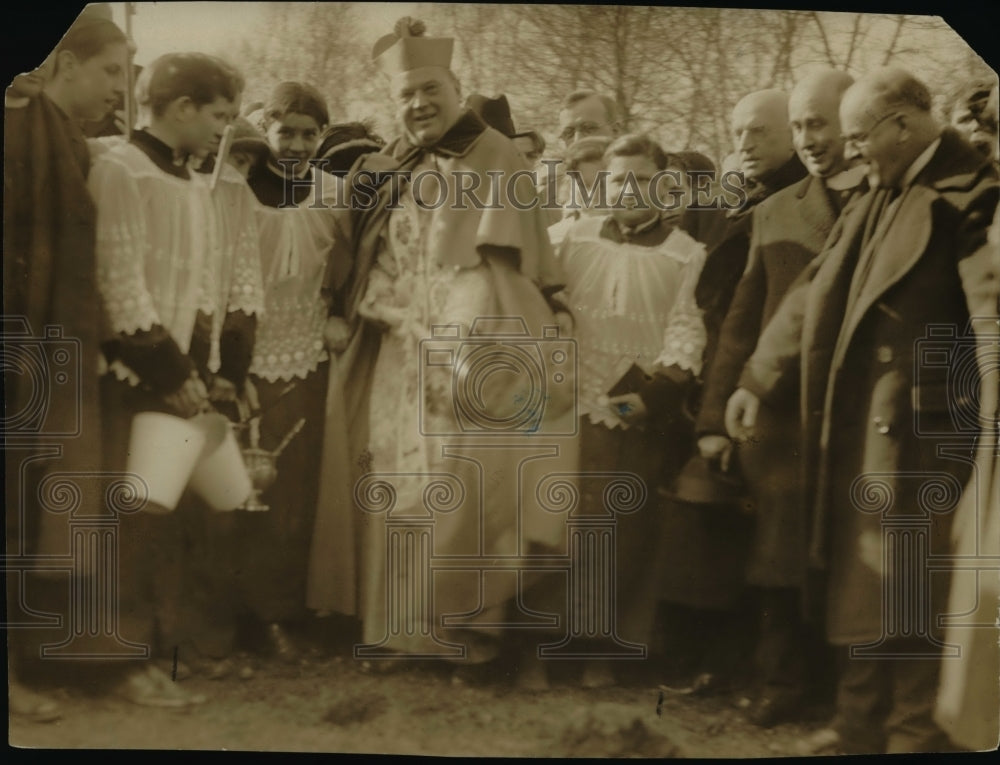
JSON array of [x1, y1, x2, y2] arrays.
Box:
[[8, 655, 828, 755], [321, 691, 387, 726]]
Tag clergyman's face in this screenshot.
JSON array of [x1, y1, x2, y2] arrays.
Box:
[[70, 42, 129, 122], [789, 90, 848, 178], [394, 67, 462, 148], [731, 96, 794, 181]]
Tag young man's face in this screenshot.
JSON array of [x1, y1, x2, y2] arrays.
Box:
[[951, 103, 999, 160], [513, 135, 542, 165], [181, 95, 238, 158], [227, 150, 257, 179], [266, 112, 322, 175], [394, 67, 463, 148], [607, 154, 661, 228], [563, 159, 606, 210], [69, 42, 129, 122]]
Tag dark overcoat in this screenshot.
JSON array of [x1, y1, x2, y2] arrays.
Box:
[[697, 174, 848, 588], [658, 156, 806, 610], [741, 129, 999, 642]]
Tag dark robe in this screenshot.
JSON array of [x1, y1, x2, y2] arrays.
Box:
[[691, 154, 807, 377], [3, 87, 112, 673], [231, 162, 332, 626]]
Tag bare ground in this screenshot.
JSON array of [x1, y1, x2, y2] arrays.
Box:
[[9, 653, 829, 756]]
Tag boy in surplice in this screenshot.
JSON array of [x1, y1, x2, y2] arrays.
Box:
[[551, 134, 707, 687], [236, 82, 350, 661], [91, 52, 264, 697]]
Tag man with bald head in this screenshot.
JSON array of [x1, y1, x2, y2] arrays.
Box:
[[695, 68, 863, 728], [691, 88, 807, 376], [728, 66, 999, 753], [657, 89, 806, 696], [732, 89, 796, 186]]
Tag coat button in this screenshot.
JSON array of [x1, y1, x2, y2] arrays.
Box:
[[876, 345, 894, 363], [873, 416, 891, 435]]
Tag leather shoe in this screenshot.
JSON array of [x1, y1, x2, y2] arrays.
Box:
[[115, 664, 207, 708], [10, 680, 62, 723], [658, 671, 728, 697], [193, 657, 235, 681], [265, 622, 300, 663], [745, 689, 802, 727], [690, 672, 728, 696], [580, 660, 616, 689], [795, 727, 844, 756]]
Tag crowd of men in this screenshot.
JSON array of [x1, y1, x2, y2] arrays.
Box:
[[5, 6, 999, 755]]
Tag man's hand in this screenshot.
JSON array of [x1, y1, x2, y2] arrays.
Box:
[[163, 374, 211, 419], [554, 310, 574, 337], [725, 388, 760, 442], [323, 316, 352, 353], [208, 376, 238, 403], [698, 434, 733, 472], [242, 377, 260, 414], [605, 392, 648, 425]]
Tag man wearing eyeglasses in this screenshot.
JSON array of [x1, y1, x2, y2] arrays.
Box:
[[539, 91, 624, 226], [728, 66, 999, 754], [557, 90, 622, 148]]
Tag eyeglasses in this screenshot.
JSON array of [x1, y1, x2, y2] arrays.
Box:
[[841, 111, 902, 146], [560, 121, 609, 145]]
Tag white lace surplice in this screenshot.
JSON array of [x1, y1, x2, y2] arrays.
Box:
[[358, 158, 495, 484], [355, 156, 581, 653], [250, 173, 345, 382], [90, 144, 264, 382], [557, 217, 707, 429]]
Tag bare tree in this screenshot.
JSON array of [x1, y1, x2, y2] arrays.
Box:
[[227, 5, 994, 163]]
